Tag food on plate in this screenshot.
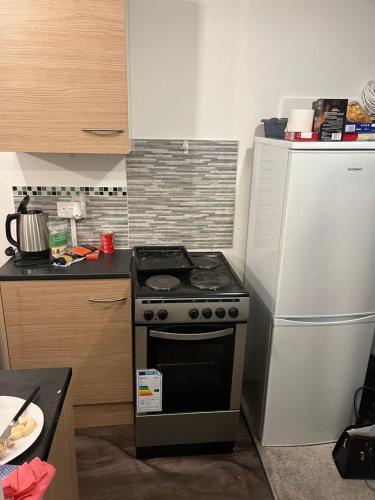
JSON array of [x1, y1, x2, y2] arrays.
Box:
[[0, 437, 13, 458], [23, 417, 37, 436], [10, 428, 23, 440], [0, 417, 37, 460], [6, 437, 15, 448], [11, 416, 37, 440], [0, 439, 6, 458]]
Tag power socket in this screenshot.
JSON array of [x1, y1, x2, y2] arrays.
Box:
[[57, 201, 74, 218], [57, 198, 86, 220]]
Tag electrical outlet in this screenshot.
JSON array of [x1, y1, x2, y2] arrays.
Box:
[[57, 201, 75, 218], [57, 198, 86, 220], [57, 193, 86, 220]]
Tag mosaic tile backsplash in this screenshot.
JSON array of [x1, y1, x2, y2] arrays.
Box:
[[13, 186, 129, 248], [14, 186, 126, 197], [126, 139, 237, 248], [11, 139, 238, 249]]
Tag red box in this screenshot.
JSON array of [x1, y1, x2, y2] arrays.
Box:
[[343, 133, 358, 141], [86, 249, 100, 260], [284, 131, 318, 142]]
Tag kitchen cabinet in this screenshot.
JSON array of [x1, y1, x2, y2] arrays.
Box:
[[0, 1, 130, 154], [0, 279, 133, 427]]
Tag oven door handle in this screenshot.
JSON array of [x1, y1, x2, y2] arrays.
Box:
[[149, 328, 234, 341]]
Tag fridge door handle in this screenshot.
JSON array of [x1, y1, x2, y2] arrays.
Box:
[[274, 314, 375, 327]]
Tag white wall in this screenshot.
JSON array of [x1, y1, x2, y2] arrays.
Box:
[[128, 0, 375, 276], [1, 0, 375, 275]]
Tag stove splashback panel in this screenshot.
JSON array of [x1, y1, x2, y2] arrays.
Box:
[[126, 139, 237, 248]]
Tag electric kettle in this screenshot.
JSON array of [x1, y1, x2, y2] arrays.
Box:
[[5, 196, 49, 259]]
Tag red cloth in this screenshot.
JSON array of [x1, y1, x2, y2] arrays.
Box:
[[1, 457, 55, 500]]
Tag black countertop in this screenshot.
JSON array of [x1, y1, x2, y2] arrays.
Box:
[[0, 368, 72, 465], [0, 249, 132, 281]]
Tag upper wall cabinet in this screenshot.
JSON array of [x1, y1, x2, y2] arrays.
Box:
[[0, 1, 130, 154]]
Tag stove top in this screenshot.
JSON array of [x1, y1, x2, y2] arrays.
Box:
[[133, 250, 249, 325], [133, 252, 247, 299]]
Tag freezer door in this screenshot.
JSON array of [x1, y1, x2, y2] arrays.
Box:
[[262, 316, 374, 446], [275, 151, 375, 317]]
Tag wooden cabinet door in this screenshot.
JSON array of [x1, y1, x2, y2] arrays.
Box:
[[1, 279, 133, 405], [0, 1, 129, 154]]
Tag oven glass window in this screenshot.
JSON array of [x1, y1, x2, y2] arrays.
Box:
[[148, 325, 235, 413]]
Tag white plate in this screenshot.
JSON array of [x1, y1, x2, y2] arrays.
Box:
[[0, 395, 44, 465]]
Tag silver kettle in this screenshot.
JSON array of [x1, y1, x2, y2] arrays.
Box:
[[6, 196, 49, 259]]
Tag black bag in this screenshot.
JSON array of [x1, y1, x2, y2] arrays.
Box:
[[333, 425, 375, 479]]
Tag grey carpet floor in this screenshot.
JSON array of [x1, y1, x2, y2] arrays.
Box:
[[75, 417, 273, 500], [256, 439, 375, 500]]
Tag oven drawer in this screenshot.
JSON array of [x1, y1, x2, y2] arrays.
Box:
[[136, 410, 240, 447]]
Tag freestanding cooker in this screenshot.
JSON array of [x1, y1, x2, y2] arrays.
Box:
[[132, 246, 249, 458]]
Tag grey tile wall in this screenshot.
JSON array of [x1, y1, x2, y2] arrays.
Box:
[[126, 139, 237, 248], [11, 140, 238, 250], [12, 186, 129, 248]]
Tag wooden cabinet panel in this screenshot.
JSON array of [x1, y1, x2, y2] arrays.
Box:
[[0, 1, 129, 153], [1, 279, 133, 406], [74, 402, 133, 428], [44, 387, 79, 500]]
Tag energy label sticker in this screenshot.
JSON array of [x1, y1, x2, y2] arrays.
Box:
[[136, 369, 162, 413]]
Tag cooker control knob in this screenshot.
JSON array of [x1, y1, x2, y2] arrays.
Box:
[[202, 308, 213, 319], [144, 310, 154, 321], [158, 309, 168, 320], [215, 307, 226, 319], [189, 308, 199, 319], [228, 307, 239, 318]]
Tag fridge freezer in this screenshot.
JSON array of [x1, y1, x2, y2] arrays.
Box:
[[243, 139, 375, 446]]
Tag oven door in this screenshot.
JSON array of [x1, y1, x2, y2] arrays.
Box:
[[144, 324, 236, 414]]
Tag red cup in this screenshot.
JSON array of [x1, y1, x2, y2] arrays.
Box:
[[100, 232, 115, 253]]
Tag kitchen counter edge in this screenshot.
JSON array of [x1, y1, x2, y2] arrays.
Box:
[[0, 249, 132, 281]]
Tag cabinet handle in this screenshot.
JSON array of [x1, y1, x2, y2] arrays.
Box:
[[88, 297, 127, 303], [82, 128, 124, 135]]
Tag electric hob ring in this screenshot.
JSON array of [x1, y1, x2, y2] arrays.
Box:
[[191, 256, 220, 270], [190, 270, 231, 291], [145, 274, 181, 292]]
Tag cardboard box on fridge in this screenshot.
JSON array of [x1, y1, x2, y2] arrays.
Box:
[[313, 98, 348, 141], [284, 131, 318, 142], [343, 132, 375, 141], [343, 133, 358, 141], [345, 121, 375, 133]]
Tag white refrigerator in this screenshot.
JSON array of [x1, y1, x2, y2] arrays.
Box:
[[242, 137, 375, 446]]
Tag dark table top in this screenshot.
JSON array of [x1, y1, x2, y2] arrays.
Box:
[[0, 249, 132, 281], [0, 368, 72, 465]]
